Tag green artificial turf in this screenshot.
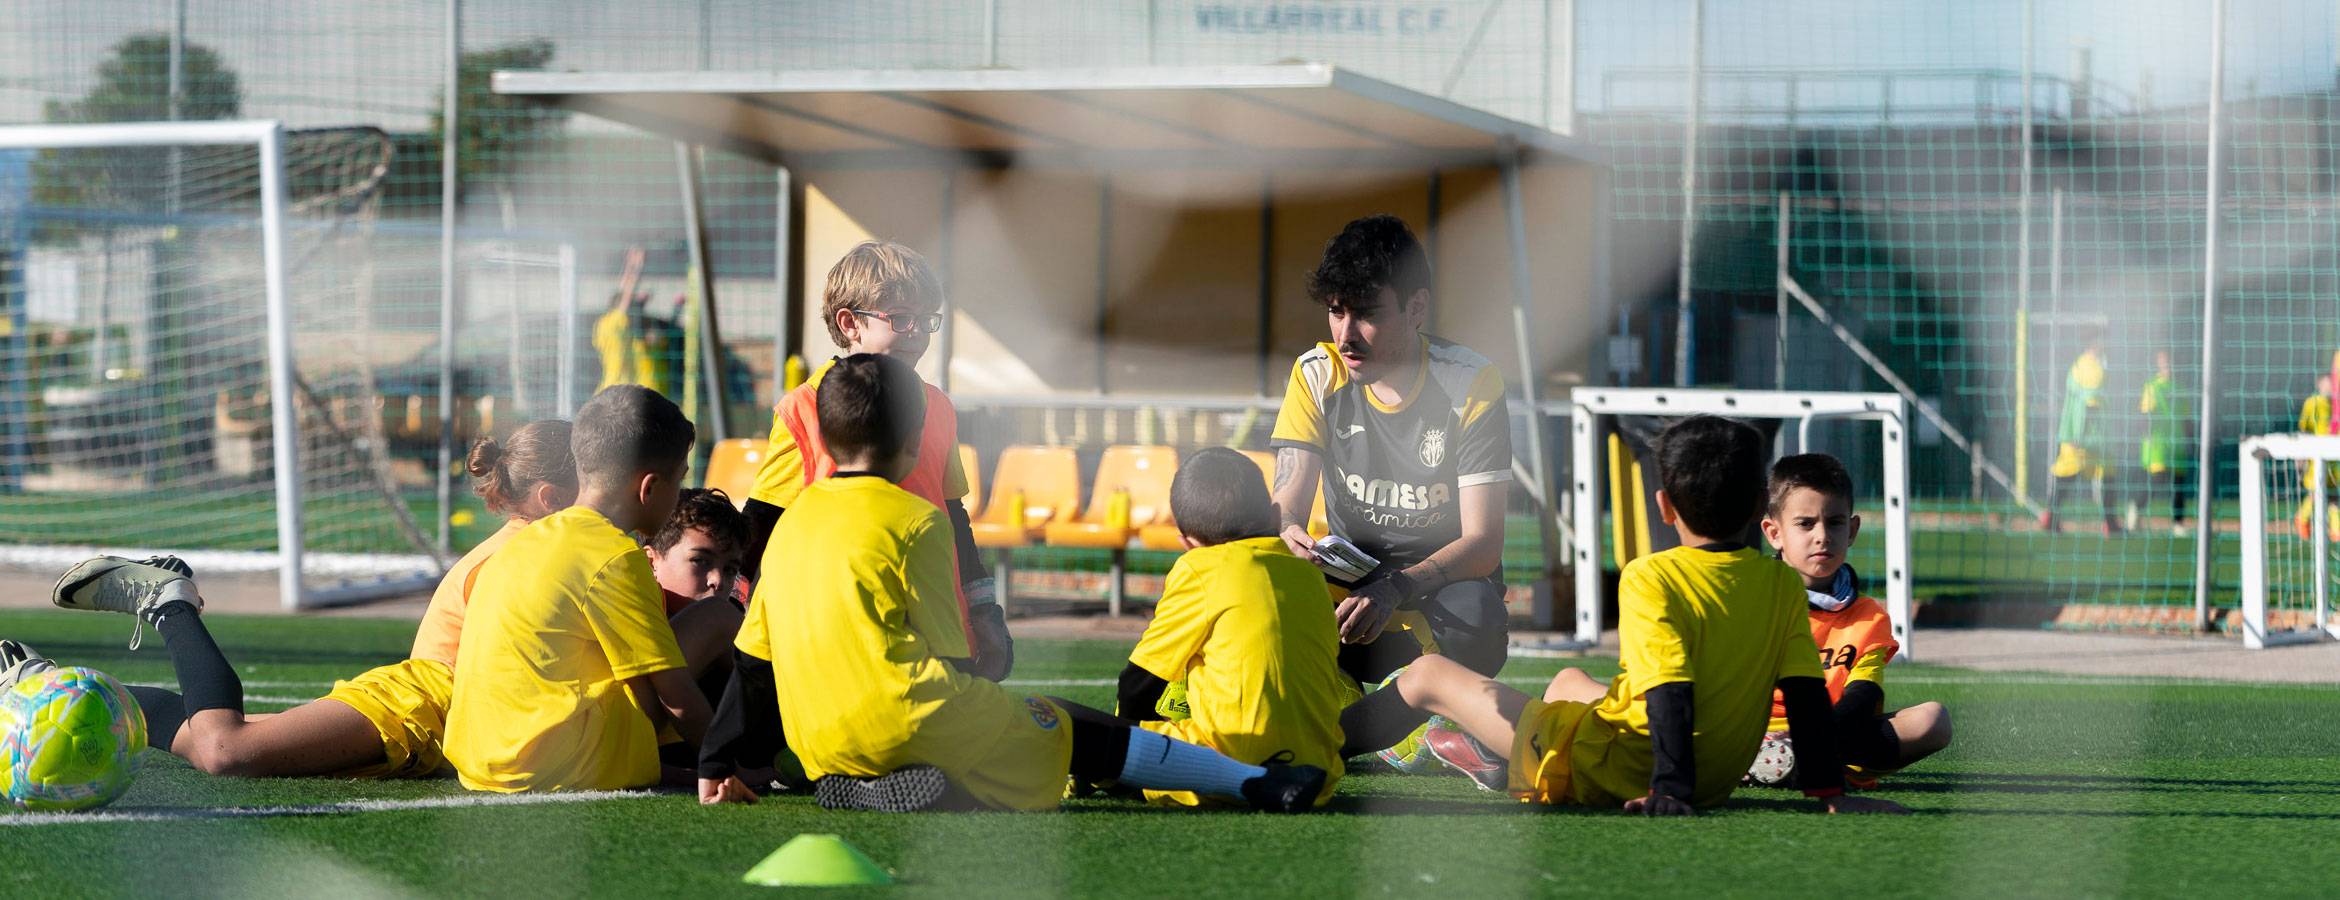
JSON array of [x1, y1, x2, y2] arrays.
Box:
[[2, 608, 2337, 898]]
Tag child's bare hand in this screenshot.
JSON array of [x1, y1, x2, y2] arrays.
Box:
[[1622, 792, 1696, 816], [1822, 794, 1906, 815], [699, 775, 759, 805]]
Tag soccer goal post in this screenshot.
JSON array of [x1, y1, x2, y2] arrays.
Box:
[[1568, 388, 1915, 656], [0, 120, 438, 610], [2237, 433, 2340, 649]]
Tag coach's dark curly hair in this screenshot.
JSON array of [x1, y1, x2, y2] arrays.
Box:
[[650, 488, 752, 567], [1305, 214, 1432, 312]]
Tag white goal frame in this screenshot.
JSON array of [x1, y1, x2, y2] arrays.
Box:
[[2237, 432, 2340, 649], [1570, 388, 1915, 656], [0, 121, 302, 609]]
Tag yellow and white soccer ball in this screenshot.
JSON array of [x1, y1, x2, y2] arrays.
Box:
[[0, 666, 146, 812]]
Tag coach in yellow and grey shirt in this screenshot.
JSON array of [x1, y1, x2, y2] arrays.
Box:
[[1269, 214, 1515, 683]]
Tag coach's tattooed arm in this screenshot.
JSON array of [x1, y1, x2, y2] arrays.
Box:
[[1271, 446, 1324, 563]]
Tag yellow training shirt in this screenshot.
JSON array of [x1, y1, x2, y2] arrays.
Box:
[[444, 506, 687, 792], [739, 475, 1000, 782], [409, 519, 524, 668], [745, 357, 969, 512], [1130, 536, 1359, 806], [1568, 545, 1820, 808]]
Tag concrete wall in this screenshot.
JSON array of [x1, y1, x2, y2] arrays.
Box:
[[797, 159, 1608, 401]]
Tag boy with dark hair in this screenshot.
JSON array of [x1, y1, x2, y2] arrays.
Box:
[[1271, 214, 1513, 681], [699, 354, 1327, 813], [648, 488, 751, 616], [443, 385, 712, 792], [1114, 448, 1358, 806], [1339, 416, 1906, 815], [741, 241, 1010, 680], [1747, 454, 1952, 788]]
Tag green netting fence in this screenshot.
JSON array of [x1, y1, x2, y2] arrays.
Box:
[[1, 1, 2335, 624]]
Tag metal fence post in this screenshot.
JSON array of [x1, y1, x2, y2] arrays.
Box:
[[436, 0, 461, 555], [1673, 0, 1703, 387], [2192, 0, 2229, 631]]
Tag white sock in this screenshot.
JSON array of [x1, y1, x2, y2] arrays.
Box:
[[1117, 729, 1266, 800]]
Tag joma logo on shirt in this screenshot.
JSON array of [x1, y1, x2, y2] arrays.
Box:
[[1341, 473, 1452, 510], [1820, 644, 1859, 671]]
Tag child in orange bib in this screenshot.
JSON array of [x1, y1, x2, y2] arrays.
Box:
[[1748, 454, 1953, 788]]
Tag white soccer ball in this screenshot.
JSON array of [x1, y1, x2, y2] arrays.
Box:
[[0, 666, 146, 812], [1744, 731, 1797, 788]]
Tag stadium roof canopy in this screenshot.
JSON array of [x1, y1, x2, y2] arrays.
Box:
[[491, 64, 1603, 171]]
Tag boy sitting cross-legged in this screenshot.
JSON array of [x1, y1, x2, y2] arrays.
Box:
[[697, 354, 1328, 812], [443, 385, 713, 792], [1113, 448, 1360, 807], [1746, 453, 1952, 788], [1339, 416, 1907, 815], [741, 241, 1011, 680]]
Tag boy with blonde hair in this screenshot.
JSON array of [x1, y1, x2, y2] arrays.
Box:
[[1339, 416, 1905, 815], [742, 241, 1010, 680], [443, 385, 711, 792], [1115, 448, 1358, 806]]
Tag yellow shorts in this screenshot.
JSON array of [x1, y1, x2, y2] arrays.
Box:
[[1507, 697, 1643, 808], [945, 693, 1078, 811], [2050, 443, 2103, 480], [320, 658, 454, 779]]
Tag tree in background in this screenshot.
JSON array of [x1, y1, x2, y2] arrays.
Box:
[[33, 33, 242, 230], [428, 37, 571, 197]]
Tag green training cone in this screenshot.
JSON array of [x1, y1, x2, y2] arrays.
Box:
[[741, 834, 894, 887]]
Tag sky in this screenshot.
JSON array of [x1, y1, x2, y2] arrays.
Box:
[[0, 1, 2332, 133]]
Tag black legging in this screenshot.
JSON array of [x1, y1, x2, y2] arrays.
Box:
[[1049, 696, 1138, 783], [1337, 576, 1509, 685]]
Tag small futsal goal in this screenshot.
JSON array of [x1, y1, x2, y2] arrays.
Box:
[[1567, 388, 1915, 656], [2238, 433, 2340, 649]]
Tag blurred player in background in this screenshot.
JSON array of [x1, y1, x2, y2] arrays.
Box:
[[2133, 351, 2192, 535], [1749, 453, 1952, 789], [2041, 332, 2120, 535]]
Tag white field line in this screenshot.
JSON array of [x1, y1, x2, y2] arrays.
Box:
[[0, 789, 656, 827]]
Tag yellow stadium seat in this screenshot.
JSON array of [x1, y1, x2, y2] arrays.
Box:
[[969, 446, 1081, 548], [1042, 445, 1176, 615], [703, 438, 768, 508], [958, 444, 983, 519], [1044, 445, 1179, 550]]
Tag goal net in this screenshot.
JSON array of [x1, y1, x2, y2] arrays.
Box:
[[2238, 433, 2340, 649], [0, 121, 440, 608], [1568, 387, 1915, 655]]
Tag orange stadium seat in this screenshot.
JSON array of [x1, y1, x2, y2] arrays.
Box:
[[702, 438, 768, 508], [1044, 445, 1176, 615], [968, 446, 1081, 548], [1044, 445, 1178, 550]]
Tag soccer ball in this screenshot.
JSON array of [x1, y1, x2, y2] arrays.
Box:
[[1743, 731, 1797, 788], [0, 666, 146, 812]]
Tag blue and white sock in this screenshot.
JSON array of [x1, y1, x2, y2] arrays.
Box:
[[1117, 729, 1266, 800]]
